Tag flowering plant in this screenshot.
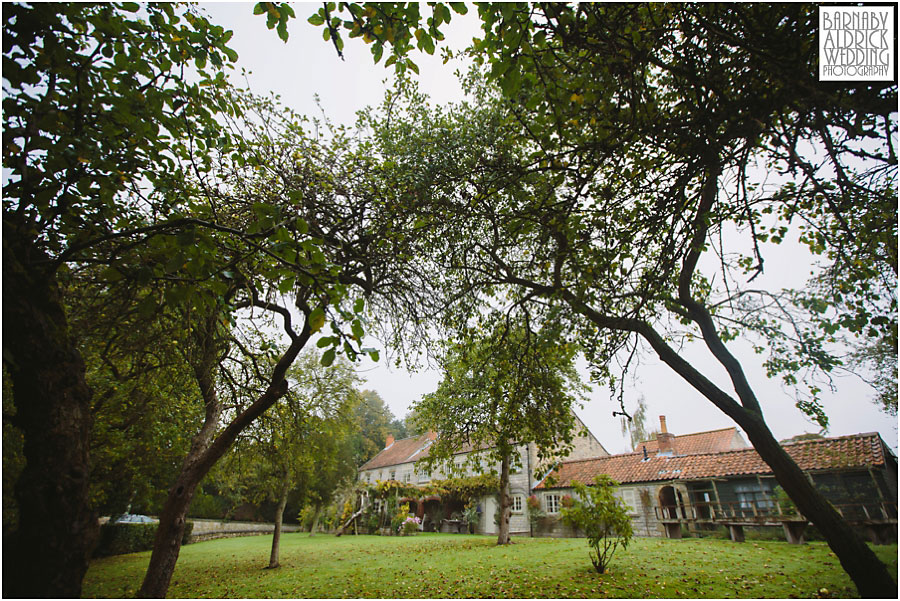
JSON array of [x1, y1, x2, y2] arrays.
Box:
[[561, 494, 575, 508], [399, 514, 421, 535]]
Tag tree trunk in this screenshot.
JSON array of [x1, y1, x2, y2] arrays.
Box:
[[617, 305, 898, 597], [496, 453, 512, 545], [2, 225, 98, 598], [267, 477, 291, 569], [734, 412, 898, 598], [138, 309, 310, 598], [309, 503, 323, 536]]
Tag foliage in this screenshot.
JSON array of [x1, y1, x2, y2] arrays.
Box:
[[93, 522, 193, 558], [462, 502, 481, 530], [390, 502, 411, 535], [400, 515, 421, 535], [301, 2, 470, 74], [772, 486, 799, 516], [335, 6, 895, 592], [83, 534, 897, 598], [526, 495, 546, 532], [561, 476, 634, 574], [620, 395, 651, 452], [349, 390, 405, 465], [368, 473, 500, 505]]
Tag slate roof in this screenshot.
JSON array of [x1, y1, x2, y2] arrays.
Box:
[[636, 427, 747, 455], [536, 432, 889, 489]]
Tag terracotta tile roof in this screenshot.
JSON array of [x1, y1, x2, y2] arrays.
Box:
[[636, 427, 747, 455], [537, 432, 888, 489], [359, 433, 435, 471], [358, 433, 483, 472]]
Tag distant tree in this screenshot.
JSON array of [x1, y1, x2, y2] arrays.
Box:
[[403, 407, 425, 437], [350, 390, 401, 464], [414, 311, 588, 545], [225, 350, 360, 568], [619, 395, 650, 452], [561, 476, 634, 574]]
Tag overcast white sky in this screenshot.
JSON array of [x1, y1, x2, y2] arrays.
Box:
[[203, 2, 897, 455]]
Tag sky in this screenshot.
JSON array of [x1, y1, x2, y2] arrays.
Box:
[[202, 2, 897, 455]]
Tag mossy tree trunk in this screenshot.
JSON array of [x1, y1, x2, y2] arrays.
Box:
[[2, 224, 98, 598]]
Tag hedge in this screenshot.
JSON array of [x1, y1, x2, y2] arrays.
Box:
[[93, 520, 194, 557]]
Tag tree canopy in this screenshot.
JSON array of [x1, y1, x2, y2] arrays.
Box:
[[413, 311, 588, 544]]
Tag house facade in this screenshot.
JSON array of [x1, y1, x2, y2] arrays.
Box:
[[534, 422, 898, 544], [357, 413, 608, 535]]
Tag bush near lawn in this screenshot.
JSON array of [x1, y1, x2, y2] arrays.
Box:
[[93, 521, 193, 558], [83, 533, 897, 598]]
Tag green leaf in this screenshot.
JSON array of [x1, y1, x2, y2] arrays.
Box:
[[278, 277, 295, 294], [321, 348, 336, 367], [354, 298, 365, 314], [253, 3, 267, 15], [308, 307, 326, 333], [317, 336, 335, 348], [120, 2, 140, 12]]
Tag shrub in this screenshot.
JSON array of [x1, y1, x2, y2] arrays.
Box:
[[390, 502, 410, 535], [560, 475, 633, 574], [526, 494, 546, 532], [399, 515, 421, 535], [93, 521, 192, 557]]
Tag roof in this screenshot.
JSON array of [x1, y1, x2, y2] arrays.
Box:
[[636, 427, 746, 455], [358, 433, 434, 471], [359, 411, 606, 472], [537, 432, 889, 489]]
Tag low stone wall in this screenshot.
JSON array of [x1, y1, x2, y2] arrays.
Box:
[[187, 519, 302, 543]]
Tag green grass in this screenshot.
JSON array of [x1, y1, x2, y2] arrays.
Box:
[[83, 533, 897, 598]]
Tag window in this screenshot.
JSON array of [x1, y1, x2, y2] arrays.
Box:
[[734, 483, 774, 513], [511, 495, 524, 513], [545, 493, 561, 514], [404, 472, 411, 483], [619, 488, 638, 515], [389, 469, 396, 481], [417, 468, 431, 483]]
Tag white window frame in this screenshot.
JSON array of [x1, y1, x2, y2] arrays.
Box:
[[403, 472, 411, 483], [545, 493, 561, 514], [511, 494, 524, 514], [417, 467, 431, 483], [389, 469, 396, 481]]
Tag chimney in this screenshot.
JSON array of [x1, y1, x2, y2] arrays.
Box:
[[427, 430, 438, 441], [657, 415, 675, 455], [385, 434, 395, 449]]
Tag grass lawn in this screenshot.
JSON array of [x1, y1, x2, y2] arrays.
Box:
[[83, 532, 897, 598]]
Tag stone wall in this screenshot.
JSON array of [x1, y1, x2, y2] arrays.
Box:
[[187, 519, 302, 543]]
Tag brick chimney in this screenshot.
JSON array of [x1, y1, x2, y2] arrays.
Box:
[[427, 430, 438, 441], [657, 415, 675, 455], [385, 434, 395, 449]]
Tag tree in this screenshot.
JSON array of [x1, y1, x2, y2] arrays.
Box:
[[2, 4, 238, 595], [349, 389, 403, 464], [224, 350, 360, 568], [135, 85, 420, 596], [560, 475, 634, 574], [413, 311, 588, 545], [619, 395, 650, 452], [315, 4, 896, 595]]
